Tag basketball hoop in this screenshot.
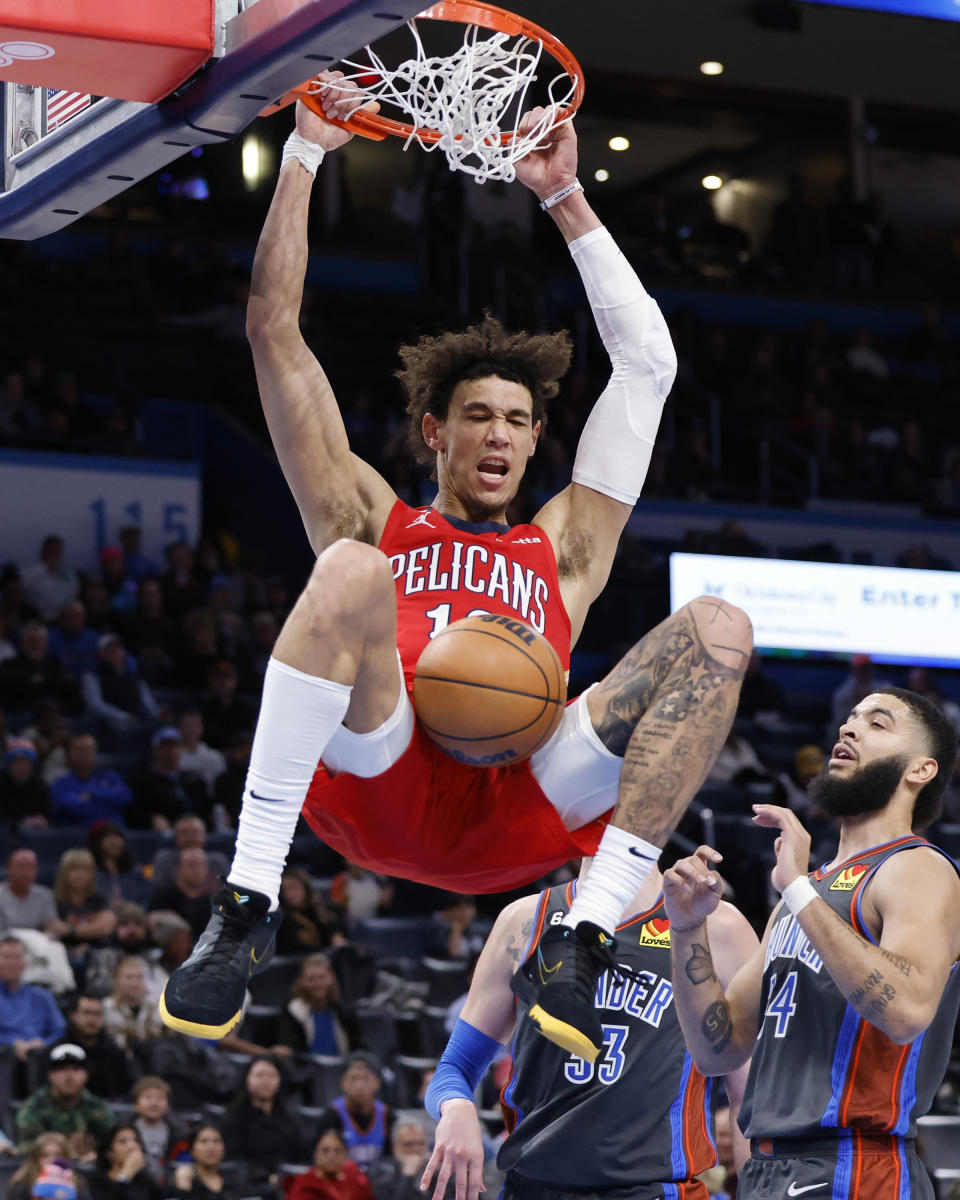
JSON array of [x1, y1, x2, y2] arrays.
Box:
[[270, 0, 584, 184]]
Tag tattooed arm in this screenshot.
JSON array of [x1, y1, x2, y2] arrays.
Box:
[[460, 895, 537, 1042], [663, 846, 769, 1075], [753, 804, 960, 1044]]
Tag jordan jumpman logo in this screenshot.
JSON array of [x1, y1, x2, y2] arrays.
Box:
[[406, 509, 436, 529]]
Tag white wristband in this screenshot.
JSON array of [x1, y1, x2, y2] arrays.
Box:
[[781, 876, 818, 916], [540, 180, 582, 210], [281, 131, 326, 177]]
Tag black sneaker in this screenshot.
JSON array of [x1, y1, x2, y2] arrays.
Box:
[[159, 884, 281, 1039], [510, 920, 619, 1062]]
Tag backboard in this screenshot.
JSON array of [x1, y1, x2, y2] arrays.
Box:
[[0, 0, 426, 240]]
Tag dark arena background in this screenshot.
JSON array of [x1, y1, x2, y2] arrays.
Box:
[[1, 0, 959, 1195]]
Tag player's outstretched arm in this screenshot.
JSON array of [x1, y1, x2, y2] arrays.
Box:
[[516, 115, 677, 638], [422, 897, 536, 1200], [664, 847, 767, 1075], [246, 75, 396, 553], [753, 803, 960, 1043]]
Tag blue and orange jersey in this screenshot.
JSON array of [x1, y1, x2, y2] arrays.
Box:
[[331, 1097, 389, 1166], [499, 881, 714, 1197], [740, 836, 960, 1148]]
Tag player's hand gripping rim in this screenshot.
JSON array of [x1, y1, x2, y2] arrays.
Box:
[[421, 1097, 486, 1200], [662, 845, 725, 933]]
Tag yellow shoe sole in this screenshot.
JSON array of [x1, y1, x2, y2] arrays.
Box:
[[528, 1004, 600, 1062], [158, 987, 243, 1040]]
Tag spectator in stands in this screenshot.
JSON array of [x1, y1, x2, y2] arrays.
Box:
[[20, 536, 79, 622], [22, 698, 71, 785], [7, 1133, 90, 1200], [49, 602, 101, 678], [287, 1128, 376, 1200], [736, 650, 787, 722], [276, 867, 346, 958], [146, 911, 193, 984], [160, 542, 206, 622], [897, 542, 953, 572], [248, 611, 280, 682], [906, 668, 960, 738], [0, 934, 67, 1060], [99, 549, 139, 616], [707, 729, 780, 797], [0, 619, 82, 716], [429, 896, 484, 961], [51, 734, 133, 828], [329, 863, 393, 922], [88, 1124, 162, 1200], [54, 848, 117, 977], [147, 848, 217, 939], [127, 727, 205, 831], [778, 743, 827, 818], [119, 527, 157, 584], [81, 634, 162, 734], [0, 849, 63, 933], [174, 612, 222, 694], [62, 992, 135, 1101], [0, 736, 52, 829], [200, 660, 255, 751], [132, 1076, 186, 1188], [102, 956, 167, 1054], [0, 369, 42, 436], [120, 579, 179, 684], [0, 607, 15, 664], [87, 820, 150, 908], [830, 653, 893, 728], [170, 1125, 239, 1200], [277, 953, 359, 1057], [176, 710, 226, 798], [150, 815, 229, 891], [222, 1057, 306, 1195], [16, 1043, 113, 1160], [366, 1120, 432, 1200], [766, 173, 820, 289], [321, 1053, 391, 1168], [209, 729, 253, 827], [84, 902, 166, 1004]]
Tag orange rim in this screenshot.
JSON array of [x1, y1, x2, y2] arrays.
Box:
[[263, 0, 584, 143]]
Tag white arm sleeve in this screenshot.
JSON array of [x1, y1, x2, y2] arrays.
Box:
[[569, 226, 677, 505]]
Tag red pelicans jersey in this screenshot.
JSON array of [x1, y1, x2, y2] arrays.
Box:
[[300, 500, 607, 893], [379, 500, 572, 692]]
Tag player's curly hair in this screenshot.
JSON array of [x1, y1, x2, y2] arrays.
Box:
[[881, 687, 959, 830], [396, 312, 572, 467]]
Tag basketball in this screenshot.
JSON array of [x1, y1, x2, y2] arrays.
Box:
[[413, 614, 567, 767]]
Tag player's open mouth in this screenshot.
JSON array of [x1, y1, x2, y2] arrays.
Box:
[[477, 458, 508, 484], [829, 742, 857, 765]]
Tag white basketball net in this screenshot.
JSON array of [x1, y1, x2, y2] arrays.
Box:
[[317, 18, 578, 183]]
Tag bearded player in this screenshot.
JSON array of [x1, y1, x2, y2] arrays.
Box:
[[664, 688, 960, 1200], [160, 77, 753, 1060]]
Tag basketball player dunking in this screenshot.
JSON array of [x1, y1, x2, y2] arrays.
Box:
[[664, 688, 960, 1200], [160, 75, 753, 1061], [421, 857, 759, 1200]]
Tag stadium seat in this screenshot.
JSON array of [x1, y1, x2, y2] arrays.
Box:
[[423, 958, 470, 1007], [418, 1005, 452, 1058], [306, 1054, 347, 1107], [18, 826, 84, 865], [917, 1115, 960, 1171], [293, 1104, 327, 1147], [392, 1055, 438, 1108], [353, 918, 436, 960], [247, 955, 303, 1006], [240, 1003, 283, 1046]]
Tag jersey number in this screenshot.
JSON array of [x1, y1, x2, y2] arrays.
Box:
[[564, 1024, 629, 1086], [424, 603, 490, 638], [764, 971, 798, 1038]]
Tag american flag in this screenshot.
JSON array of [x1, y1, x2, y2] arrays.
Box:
[[46, 89, 91, 131]]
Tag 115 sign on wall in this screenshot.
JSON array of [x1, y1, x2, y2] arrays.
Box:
[[0, 449, 201, 570]]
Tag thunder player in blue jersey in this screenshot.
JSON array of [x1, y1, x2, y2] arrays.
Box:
[[664, 687, 960, 1200], [420, 856, 758, 1200]]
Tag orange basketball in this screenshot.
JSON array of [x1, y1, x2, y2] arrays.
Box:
[[413, 614, 567, 767]]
